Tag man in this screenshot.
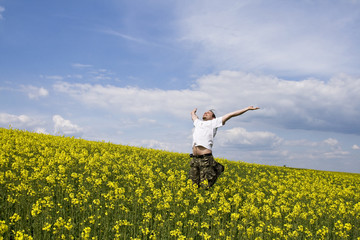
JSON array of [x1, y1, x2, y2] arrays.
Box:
[[189, 106, 260, 188]]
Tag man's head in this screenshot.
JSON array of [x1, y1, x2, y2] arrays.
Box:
[[202, 110, 216, 121]]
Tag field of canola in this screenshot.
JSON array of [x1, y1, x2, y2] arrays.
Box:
[[1, 127, 360, 240]]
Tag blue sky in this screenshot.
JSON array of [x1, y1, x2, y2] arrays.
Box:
[[1, 0, 360, 173]]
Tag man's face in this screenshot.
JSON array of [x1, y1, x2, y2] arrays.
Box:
[[202, 111, 215, 121]]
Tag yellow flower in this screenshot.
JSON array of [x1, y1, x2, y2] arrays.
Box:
[[189, 205, 199, 215], [10, 213, 21, 224], [31, 202, 42, 217], [0, 220, 8, 235], [13, 230, 33, 240], [81, 227, 92, 239], [2, 128, 360, 240], [230, 212, 240, 221], [198, 231, 211, 240], [201, 222, 209, 229], [58, 165, 66, 174], [88, 215, 95, 224], [170, 229, 181, 236], [93, 199, 100, 205], [42, 222, 52, 232], [344, 223, 352, 231], [207, 207, 217, 216]]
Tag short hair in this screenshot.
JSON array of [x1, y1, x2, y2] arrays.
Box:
[[209, 109, 216, 118]]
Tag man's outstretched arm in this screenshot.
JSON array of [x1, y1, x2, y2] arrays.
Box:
[[191, 108, 199, 121], [222, 106, 259, 125]]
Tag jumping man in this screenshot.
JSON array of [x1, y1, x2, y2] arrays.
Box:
[[189, 106, 260, 188]]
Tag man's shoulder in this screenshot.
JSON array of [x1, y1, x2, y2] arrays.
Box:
[[193, 118, 201, 125], [213, 117, 224, 127]]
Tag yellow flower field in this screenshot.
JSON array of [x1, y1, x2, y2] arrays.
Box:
[[1, 128, 360, 239]]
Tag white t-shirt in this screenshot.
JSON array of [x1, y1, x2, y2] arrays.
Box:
[[192, 117, 223, 150]]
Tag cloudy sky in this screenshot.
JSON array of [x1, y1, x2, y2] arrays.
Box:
[[1, 0, 360, 173]]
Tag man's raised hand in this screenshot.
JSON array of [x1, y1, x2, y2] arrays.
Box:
[[248, 106, 260, 110]]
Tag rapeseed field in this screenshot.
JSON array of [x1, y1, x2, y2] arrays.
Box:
[[1, 127, 359, 239]]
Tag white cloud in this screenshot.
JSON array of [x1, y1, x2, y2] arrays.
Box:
[[281, 137, 349, 161], [53, 115, 83, 135], [88, 69, 114, 82], [0, 6, 5, 20], [34, 127, 48, 134], [42, 75, 64, 81], [324, 138, 339, 147], [21, 85, 49, 99], [137, 139, 171, 150], [66, 74, 83, 79], [197, 72, 360, 134], [101, 29, 147, 44], [176, 0, 360, 76], [72, 63, 93, 69], [0, 113, 30, 125], [138, 118, 157, 124], [214, 130, 352, 171], [0, 113, 44, 129], [53, 71, 360, 135], [53, 82, 209, 117], [321, 138, 348, 158], [218, 127, 283, 149], [99, 28, 164, 48], [352, 144, 360, 150]]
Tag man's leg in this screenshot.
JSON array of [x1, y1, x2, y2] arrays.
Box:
[[199, 155, 218, 188], [188, 157, 200, 186]]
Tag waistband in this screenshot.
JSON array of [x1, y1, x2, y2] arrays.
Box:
[[189, 153, 213, 158]]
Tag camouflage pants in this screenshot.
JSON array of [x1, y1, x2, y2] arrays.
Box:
[[188, 155, 224, 188]]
